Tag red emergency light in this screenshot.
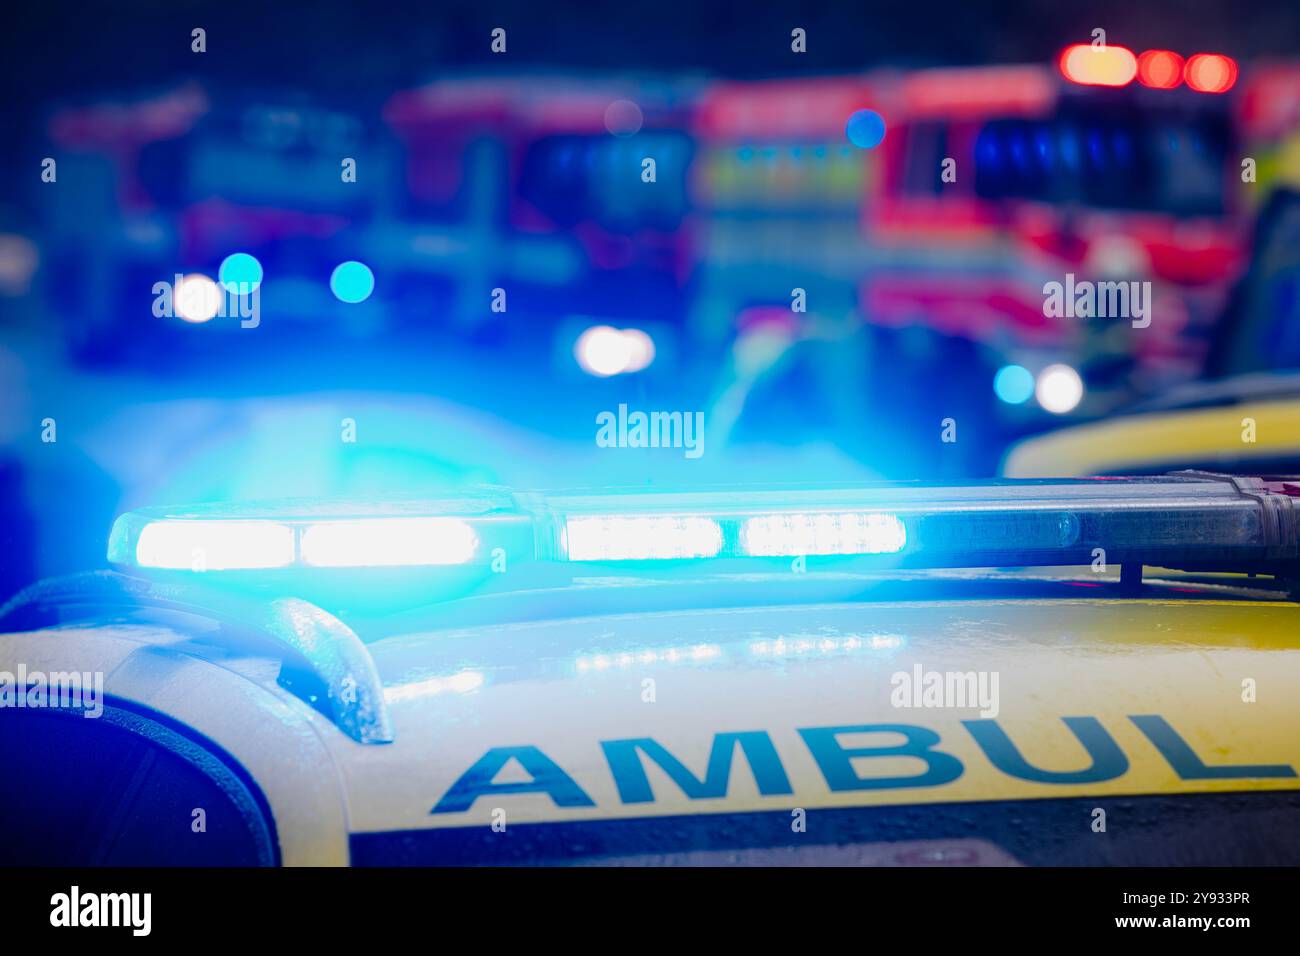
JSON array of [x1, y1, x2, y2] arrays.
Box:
[[1185, 53, 1239, 94], [1136, 50, 1184, 89], [1062, 45, 1238, 94]]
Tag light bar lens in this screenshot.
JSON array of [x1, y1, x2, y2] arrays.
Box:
[[109, 476, 1298, 580], [565, 516, 723, 561], [135, 519, 295, 570], [1136, 49, 1184, 89], [740, 512, 907, 556], [1185, 53, 1238, 93], [1059, 43, 1137, 87], [301, 518, 479, 567]]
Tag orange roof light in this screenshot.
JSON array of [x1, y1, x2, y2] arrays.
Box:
[[1137, 49, 1185, 89], [1185, 53, 1239, 93], [1059, 43, 1138, 87]]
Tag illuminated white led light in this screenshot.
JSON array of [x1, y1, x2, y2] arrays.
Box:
[[564, 516, 723, 561], [1035, 363, 1084, 415], [175, 273, 222, 323], [301, 517, 479, 567], [740, 512, 906, 556], [135, 519, 294, 570]]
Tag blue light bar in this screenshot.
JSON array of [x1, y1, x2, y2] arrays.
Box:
[[564, 516, 723, 561], [739, 512, 906, 556], [301, 518, 479, 567], [106, 476, 1300, 584], [134, 519, 295, 570], [107, 492, 524, 576]]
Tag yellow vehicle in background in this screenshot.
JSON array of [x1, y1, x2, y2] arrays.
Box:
[[1006, 185, 1300, 478], [1004, 372, 1300, 477]]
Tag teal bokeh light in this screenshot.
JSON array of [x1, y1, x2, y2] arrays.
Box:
[[219, 252, 263, 293], [330, 261, 375, 303], [994, 364, 1035, 404]]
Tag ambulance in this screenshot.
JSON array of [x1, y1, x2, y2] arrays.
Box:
[[2, 473, 1297, 865]]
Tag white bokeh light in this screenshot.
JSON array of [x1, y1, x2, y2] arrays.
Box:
[[175, 273, 222, 323], [576, 325, 633, 376], [620, 328, 656, 373], [575, 325, 656, 377], [603, 99, 644, 137], [1035, 363, 1084, 414]]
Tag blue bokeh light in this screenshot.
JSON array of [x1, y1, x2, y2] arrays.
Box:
[[845, 109, 887, 149], [994, 364, 1035, 404], [330, 261, 375, 303], [219, 252, 263, 293]]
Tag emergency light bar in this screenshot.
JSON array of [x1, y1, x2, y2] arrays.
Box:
[[107, 474, 1300, 585], [108, 493, 534, 572], [1059, 44, 1238, 93]]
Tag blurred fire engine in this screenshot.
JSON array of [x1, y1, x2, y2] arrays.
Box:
[[42, 85, 397, 363], [382, 76, 696, 371], [867, 46, 1247, 420], [689, 44, 1296, 434]]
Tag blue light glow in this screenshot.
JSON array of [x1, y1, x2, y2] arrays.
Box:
[[1009, 131, 1028, 169], [994, 364, 1035, 404], [845, 109, 887, 150], [1034, 129, 1054, 163], [300, 517, 478, 567], [219, 252, 263, 294], [330, 260, 375, 303], [565, 515, 723, 561], [135, 519, 294, 570], [739, 512, 906, 556], [1058, 127, 1081, 168]]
